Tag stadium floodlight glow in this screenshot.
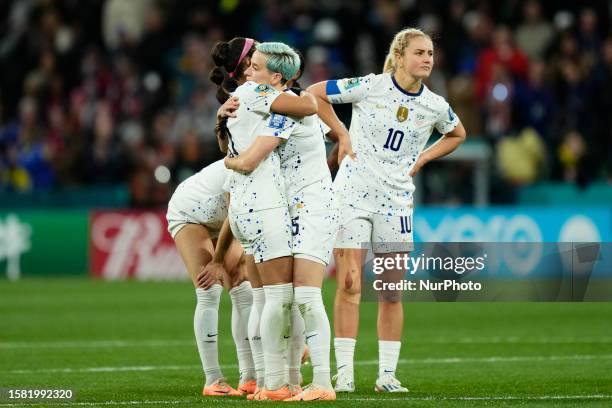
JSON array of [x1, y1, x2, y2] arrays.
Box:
[[492, 83, 509, 102], [154, 165, 171, 184]]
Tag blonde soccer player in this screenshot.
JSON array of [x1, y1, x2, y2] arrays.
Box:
[[308, 27, 466, 393]]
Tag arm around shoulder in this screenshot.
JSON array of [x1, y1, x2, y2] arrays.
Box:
[[224, 136, 282, 173], [270, 91, 317, 116]]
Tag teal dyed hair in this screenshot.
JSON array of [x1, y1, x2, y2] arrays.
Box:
[[255, 42, 300, 82]]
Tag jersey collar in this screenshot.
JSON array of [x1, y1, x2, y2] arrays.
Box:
[[391, 74, 424, 97]]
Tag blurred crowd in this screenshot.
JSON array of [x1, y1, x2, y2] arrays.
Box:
[[0, 0, 610, 206]]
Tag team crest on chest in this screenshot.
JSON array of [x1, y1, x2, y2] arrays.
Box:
[[396, 106, 409, 122]]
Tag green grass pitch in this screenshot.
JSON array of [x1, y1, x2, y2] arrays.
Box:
[[1, 278, 612, 407]]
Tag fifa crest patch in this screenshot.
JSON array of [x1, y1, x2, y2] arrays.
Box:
[[396, 106, 409, 122], [255, 83, 273, 95], [342, 77, 360, 90], [268, 113, 286, 129]]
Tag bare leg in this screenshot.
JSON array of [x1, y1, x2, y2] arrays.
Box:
[[374, 252, 406, 387], [174, 224, 215, 285], [333, 248, 367, 339]]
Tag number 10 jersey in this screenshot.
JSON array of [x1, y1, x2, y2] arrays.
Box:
[[326, 73, 460, 216]]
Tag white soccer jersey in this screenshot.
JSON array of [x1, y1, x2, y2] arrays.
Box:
[[225, 81, 298, 214], [166, 159, 230, 238], [326, 73, 459, 216], [275, 92, 334, 208]]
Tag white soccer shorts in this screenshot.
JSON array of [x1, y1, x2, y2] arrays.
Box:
[[229, 206, 293, 263], [166, 183, 228, 239], [334, 206, 414, 253], [290, 206, 339, 265]]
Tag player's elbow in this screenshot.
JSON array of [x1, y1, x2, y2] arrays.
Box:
[[450, 124, 467, 144], [241, 158, 257, 173], [457, 128, 467, 143]]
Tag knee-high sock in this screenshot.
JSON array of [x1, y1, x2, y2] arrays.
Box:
[[248, 287, 265, 388], [260, 283, 293, 391], [295, 286, 332, 388], [229, 281, 255, 383], [194, 285, 223, 386], [286, 303, 305, 386], [334, 337, 356, 380], [378, 340, 401, 377]]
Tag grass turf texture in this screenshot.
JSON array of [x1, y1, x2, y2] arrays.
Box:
[[1, 278, 611, 407]]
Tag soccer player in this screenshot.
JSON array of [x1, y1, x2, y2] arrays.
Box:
[[224, 47, 338, 401], [166, 37, 259, 397], [308, 27, 466, 392], [220, 42, 318, 401]]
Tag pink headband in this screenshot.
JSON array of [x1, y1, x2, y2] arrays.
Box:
[[228, 38, 254, 78]]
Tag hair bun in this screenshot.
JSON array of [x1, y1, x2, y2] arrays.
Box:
[[209, 66, 225, 85], [211, 41, 230, 67]]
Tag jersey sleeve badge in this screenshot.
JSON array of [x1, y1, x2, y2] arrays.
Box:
[[255, 83, 274, 95], [268, 113, 287, 129], [342, 77, 361, 90]]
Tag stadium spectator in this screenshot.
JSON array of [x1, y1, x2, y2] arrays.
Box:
[[513, 60, 555, 140], [514, 0, 554, 61], [0, 0, 610, 202], [2, 97, 55, 191], [475, 25, 529, 105]]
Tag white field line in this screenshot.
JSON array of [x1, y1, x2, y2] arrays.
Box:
[[0, 340, 195, 349], [6, 354, 612, 374], [1, 395, 612, 406], [3, 336, 612, 349]]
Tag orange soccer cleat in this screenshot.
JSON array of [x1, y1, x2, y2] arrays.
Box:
[[246, 387, 262, 400], [202, 379, 242, 397], [284, 384, 337, 401], [258, 385, 292, 401], [237, 379, 257, 395], [288, 384, 302, 396]]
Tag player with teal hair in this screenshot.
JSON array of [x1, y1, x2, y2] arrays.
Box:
[[254, 42, 301, 82], [222, 40, 338, 401], [209, 41, 323, 401]]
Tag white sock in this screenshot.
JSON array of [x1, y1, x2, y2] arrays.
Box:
[[248, 287, 265, 388], [229, 281, 255, 383], [295, 286, 332, 389], [378, 340, 401, 377], [334, 337, 356, 380], [286, 303, 305, 386], [194, 285, 223, 386], [261, 283, 293, 391]]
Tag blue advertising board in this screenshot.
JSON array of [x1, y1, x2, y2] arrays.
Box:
[[413, 207, 611, 243]]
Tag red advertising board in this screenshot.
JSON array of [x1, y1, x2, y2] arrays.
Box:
[[90, 211, 187, 280]]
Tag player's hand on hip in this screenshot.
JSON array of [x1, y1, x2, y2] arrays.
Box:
[[217, 96, 240, 119], [338, 132, 356, 165], [409, 154, 429, 177], [197, 262, 225, 289]]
